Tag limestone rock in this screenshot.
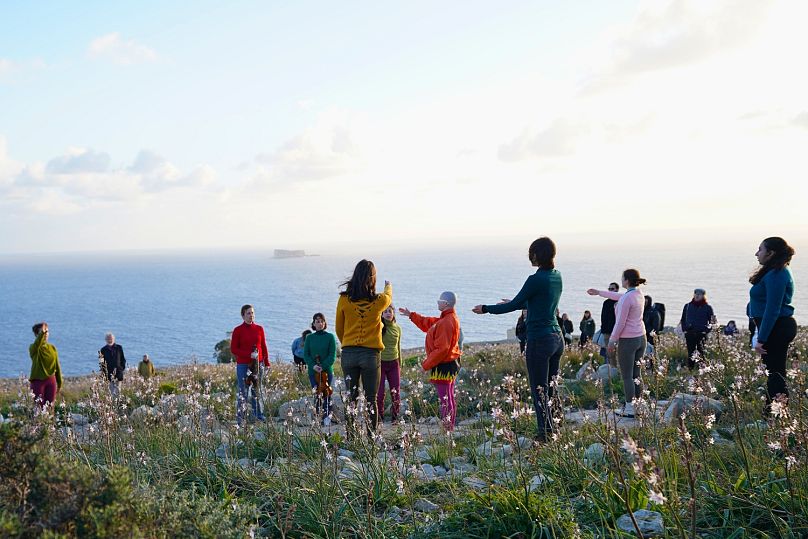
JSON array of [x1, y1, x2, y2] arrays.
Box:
[[616, 510, 664, 537]]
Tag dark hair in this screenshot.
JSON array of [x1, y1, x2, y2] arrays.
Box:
[[302, 329, 312, 338], [750, 237, 795, 285], [528, 237, 556, 269], [240, 304, 253, 317], [311, 313, 327, 331], [340, 259, 377, 302], [32, 323, 45, 336], [622, 269, 646, 287], [582, 310, 591, 319], [644, 296, 653, 308], [609, 282, 619, 290]]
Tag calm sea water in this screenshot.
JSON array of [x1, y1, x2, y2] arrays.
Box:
[[1, 245, 803, 377]]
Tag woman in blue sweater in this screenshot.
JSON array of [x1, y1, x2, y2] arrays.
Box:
[[749, 237, 796, 415]]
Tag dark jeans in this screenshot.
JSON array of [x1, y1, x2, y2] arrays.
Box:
[[341, 346, 381, 435], [685, 330, 708, 369], [525, 333, 564, 440], [755, 316, 797, 408]]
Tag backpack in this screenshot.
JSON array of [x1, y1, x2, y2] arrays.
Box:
[[654, 303, 666, 332]]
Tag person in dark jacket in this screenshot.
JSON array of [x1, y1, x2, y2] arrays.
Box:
[[100, 332, 126, 397], [599, 282, 619, 361], [723, 320, 739, 336], [679, 288, 716, 369], [560, 313, 574, 346], [579, 311, 596, 348], [515, 309, 528, 354], [643, 296, 662, 347]]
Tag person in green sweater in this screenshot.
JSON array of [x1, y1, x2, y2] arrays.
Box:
[[138, 354, 156, 379], [29, 322, 63, 408], [303, 312, 338, 426], [377, 305, 402, 423]]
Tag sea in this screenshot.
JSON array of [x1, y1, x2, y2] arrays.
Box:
[[1, 244, 804, 378]]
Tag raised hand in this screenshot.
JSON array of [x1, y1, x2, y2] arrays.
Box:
[[398, 307, 411, 317], [587, 288, 600, 296]]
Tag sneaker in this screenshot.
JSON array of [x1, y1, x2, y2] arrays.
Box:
[[323, 417, 331, 427]]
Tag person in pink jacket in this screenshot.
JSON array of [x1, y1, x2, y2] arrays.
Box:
[[587, 269, 647, 418]]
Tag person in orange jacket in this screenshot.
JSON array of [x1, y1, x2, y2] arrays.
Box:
[[399, 291, 462, 431]]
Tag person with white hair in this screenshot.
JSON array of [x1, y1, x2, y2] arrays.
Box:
[[399, 291, 462, 431], [99, 332, 126, 397]]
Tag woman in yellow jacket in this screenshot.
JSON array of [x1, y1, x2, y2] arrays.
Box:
[[29, 322, 63, 408], [400, 291, 462, 431], [336, 259, 392, 435]]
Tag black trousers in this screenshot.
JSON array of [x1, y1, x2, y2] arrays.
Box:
[[685, 331, 708, 369], [755, 317, 797, 406]]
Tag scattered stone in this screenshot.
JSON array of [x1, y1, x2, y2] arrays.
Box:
[[596, 364, 620, 381], [413, 499, 439, 513], [428, 417, 439, 425], [584, 443, 606, 465], [516, 436, 531, 449], [662, 393, 725, 424], [501, 444, 513, 458], [415, 448, 431, 462], [451, 463, 478, 475], [616, 509, 665, 537], [338, 448, 355, 459], [421, 463, 437, 479], [69, 413, 89, 426], [276, 398, 311, 419], [476, 441, 493, 457], [528, 474, 548, 492], [215, 443, 229, 460], [462, 476, 489, 490], [576, 362, 597, 381], [236, 458, 255, 469], [130, 405, 152, 425], [434, 466, 447, 477], [450, 456, 468, 466], [458, 418, 480, 426], [254, 430, 267, 442]]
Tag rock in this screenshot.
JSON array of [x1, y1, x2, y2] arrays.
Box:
[[516, 436, 532, 449], [276, 398, 311, 418], [458, 418, 480, 426], [452, 463, 478, 475], [462, 476, 488, 490], [236, 458, 255, 469], [428, 417, 439, 425], [616, 510, 665, 537], [415, 448, 431, 462], [413, 499, 439, 513], [215, 443, 229, 460], [450, 456, 468, 466], [596, 364, 620, 382], [501, 444, 513, 458], [338, 448, 355, 459], [421, 463, 436, 479], [69, 413, 89, 426], [337, 456, 353, 467], [177, 415, 193, 430], [434, 466, 447, 477], [662, 393, 725, 424], [476, 441, 493, 457], [254, 430, 267, 442], [576, 362, 597, 381], [584, 443, 606, 464], [528, 475, 548, 492], [130, 405, 152, 425]]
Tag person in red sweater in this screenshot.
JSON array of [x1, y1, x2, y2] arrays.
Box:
[[400, 291, 462, 431], [231, 304, 270, 424]]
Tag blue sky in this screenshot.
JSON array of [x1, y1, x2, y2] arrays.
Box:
[[2, 0, 807, 254]]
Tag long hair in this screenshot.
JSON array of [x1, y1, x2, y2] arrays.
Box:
[[623, 268, 647, 287], [340, 259, 377, 302], [750, 237, 795, 285]]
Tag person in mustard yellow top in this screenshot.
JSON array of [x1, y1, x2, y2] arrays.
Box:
[[400, 291, 462, 431], [29, 322, 63, 408], [335, 259, 392, 436]]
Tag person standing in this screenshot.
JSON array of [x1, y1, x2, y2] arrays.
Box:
[[643, 296, 662, 348], [560, 313, 574, 346], [579, 311, 596, 348], [587, 269, 647, 418], [401, 292, 462, 431], [230, 304, 270, 424], [100, 333, 126, 398], [335, 259, 392, 436], [303, 313, 337, 426], [138, 354, 155, 379], [29, 322, 63, 408], [292, 330, 312, 373], [679, 288, 716, 369], [749, 237, 797, 415], [377, 306, 402, 423], [598, 282, 620, 361], [515, 309, 528, 355], [473, 237, 563, 443]]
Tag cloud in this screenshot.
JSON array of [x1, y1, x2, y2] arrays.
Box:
[[794, 112, 808, 129], [498, 120, 583, 162], [46, 148, 111, 174], [582, 0, 773, 93], [0, 58, 13, 76], [88, 33, 157, 65]]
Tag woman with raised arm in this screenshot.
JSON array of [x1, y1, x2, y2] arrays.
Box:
[[29, 322, 63, 409], [587, 269, 647, 418], [472, 237, 563, 443]]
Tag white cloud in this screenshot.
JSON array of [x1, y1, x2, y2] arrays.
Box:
[[498, 120, 584, 162], [88, 33, 157, 65], [46, 147, 111, 174], [794, 112, 808, 130], [0, 58, 13, 76]]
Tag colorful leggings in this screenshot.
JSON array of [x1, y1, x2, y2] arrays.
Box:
[[377, 361, 401, 420], [30, 375, 57, 407], [433, 380, 456, 431]]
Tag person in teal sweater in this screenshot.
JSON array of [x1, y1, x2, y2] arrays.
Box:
[[303, 312, 338, 425], [29, 322, 63, 408]]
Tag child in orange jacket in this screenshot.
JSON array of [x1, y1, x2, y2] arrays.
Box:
[[400, 291, 462, 431]]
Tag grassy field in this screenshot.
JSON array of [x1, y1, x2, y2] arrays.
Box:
[[1, 329, 807, 538]]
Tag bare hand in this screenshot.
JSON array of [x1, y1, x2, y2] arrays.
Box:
[[587, 288, 600, 296], [607, 342, 617, 356], [754, 342, 767, 356], [472, 305, 485, 314], [398, 307, 411, 317], [384, 280, 391, 287]]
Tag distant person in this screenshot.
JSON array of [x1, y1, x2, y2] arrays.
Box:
[[303, 313, 337, 426], [598, 282, 620, 361], [515, 309, 528, 354], [749, 237, 796, 415], [723, 320, 739, 336], [588, 269, 647, 418], [100, 333, 126, 398], [230, 304, 270, 424], [579, 311, 596, 348], [560, 313, 574, 346], [292, 330, 312, 373], [643, 296, 662, 348], [138, 354, 155, 379], [679, 288, 717, 369], [746, 302, 756, 347], [335, 260, 392, 437], [401, 291, 462, 431], [377, 305, 402, 423], [29, 322, 63, 408], [473, 237, 563, 443]]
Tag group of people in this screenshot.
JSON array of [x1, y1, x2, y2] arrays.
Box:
[[28, 236, 797, 443]]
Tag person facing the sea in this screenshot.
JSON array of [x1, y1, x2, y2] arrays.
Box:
[[100, 333, 126, 398], [579, 311, 596, 348], [377, 305, 402, 424], [303, 313, 337, 426], [749, 237, 796, 416], [598, 282, 620, 361], [400, 292, 462, 431], [138, 354, 155, 379], [335, 259, 392, 437], [29, 322, 63, 408], [679, 288, 717, 369], [230, 304, 270, 424], [587, 269, 647, 419], [292, 330, 311, 373], [472, 237, 563, 443], [515, 309, 528, 355]]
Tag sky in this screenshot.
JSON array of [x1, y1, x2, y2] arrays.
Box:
[[1, 0, 807, 255]]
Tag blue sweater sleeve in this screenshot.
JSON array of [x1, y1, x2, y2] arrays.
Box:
[[758, 271, 789, 343], [484, 275, 533, 315]]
